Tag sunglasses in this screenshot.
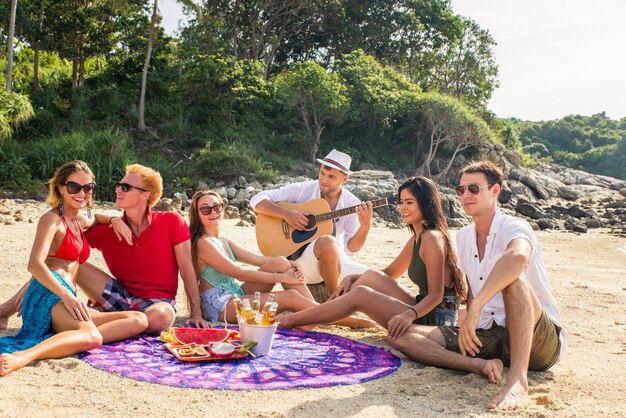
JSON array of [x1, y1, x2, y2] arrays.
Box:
[[116, 182, 149, 193], [64, 181, 96, 194], [455, 183, 493, 197], [199, 203, 224, 216]]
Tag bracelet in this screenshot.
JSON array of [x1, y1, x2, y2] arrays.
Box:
[[110, 216, 119, 224], [409, 306, 419, 320]]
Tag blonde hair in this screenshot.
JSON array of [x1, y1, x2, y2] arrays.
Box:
[[126, 164, 163, 206], [47, 160, 95, 210]]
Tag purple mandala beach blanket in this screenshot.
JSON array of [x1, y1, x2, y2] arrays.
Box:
[[79, 328, 400, 390]]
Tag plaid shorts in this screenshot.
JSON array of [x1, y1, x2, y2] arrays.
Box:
[[88, 275, 175, 312]]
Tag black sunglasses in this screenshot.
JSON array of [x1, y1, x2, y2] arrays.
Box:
[[64, 181, 96, 194], [455, 183, 493, 197], [116, 182, 149, 193], [199, 203, 224, 216]]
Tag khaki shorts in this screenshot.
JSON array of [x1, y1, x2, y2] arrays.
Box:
[[439, 309, 561, 371]]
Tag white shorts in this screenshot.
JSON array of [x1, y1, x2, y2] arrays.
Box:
[[296, 239, 368, 284]]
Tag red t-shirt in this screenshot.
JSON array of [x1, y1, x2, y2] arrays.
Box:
[[85, 209, 190, 299]]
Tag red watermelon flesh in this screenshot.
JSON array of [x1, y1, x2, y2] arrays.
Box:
[[172, 328, 230, 345]]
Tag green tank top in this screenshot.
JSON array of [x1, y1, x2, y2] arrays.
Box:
[[408, 232, 456, 325], [199, 237, 244, 296]]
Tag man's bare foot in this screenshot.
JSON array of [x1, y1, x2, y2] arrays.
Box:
[[0, 315, 8, 331], [487, 378, 531, 410], [0, 352, 31, 376], [481, 358, 503, 384]]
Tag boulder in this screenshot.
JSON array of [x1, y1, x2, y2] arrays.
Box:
[[536, 218, 556, 230], [565, 205, 594, 219], [516, 201, 547, 219], [584, 218, 603, 229], [498, 182, 513, 204], [226, 187, 237, 200], [564, 218, 588, 233], [557, 185, 580, 201]]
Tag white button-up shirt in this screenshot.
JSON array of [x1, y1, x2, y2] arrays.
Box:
[[250, 180, 362, 257], [456, 210, 565, 357]]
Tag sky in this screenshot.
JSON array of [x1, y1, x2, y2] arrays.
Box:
[[161, 0, 626, 122]]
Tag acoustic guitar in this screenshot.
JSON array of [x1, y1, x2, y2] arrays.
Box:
[[255, 196, 398, 257]]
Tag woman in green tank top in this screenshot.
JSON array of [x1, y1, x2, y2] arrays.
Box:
[[188, 191, 376, 328], [279, 177, 468, 338]]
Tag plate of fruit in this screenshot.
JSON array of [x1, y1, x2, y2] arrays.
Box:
[[160, 327, 256, 362]]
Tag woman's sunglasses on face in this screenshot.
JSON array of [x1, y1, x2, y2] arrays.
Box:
[[199, 203, 224, 216], [116, 182, 149, 193], [455, 183, 493, 197], [64, 181, 96, 194]]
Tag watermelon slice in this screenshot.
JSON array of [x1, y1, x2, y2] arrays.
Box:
[[172, 328, 230, 345]]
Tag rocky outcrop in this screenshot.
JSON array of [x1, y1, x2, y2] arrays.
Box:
[[2, 148, 625, 238]]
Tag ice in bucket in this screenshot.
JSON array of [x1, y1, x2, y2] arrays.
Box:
[[239, 321, 278, 356]]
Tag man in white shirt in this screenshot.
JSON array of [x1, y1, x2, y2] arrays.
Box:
[[250, 149, 374, 297], [387, 161, 564, 411]]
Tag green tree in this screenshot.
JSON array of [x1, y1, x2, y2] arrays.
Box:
[[138, 0, 201, 131], [275, 61, 348, 161], [0, 90, 35, 140], [5, 0, 18, 92], [408, 92, 493, 178], [421, 18, 498, 109]]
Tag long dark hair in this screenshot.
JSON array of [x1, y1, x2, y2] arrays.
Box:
[[188, 190, 224, 276], [398, 177, 467, 302]]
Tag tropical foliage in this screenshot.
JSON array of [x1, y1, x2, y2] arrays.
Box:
[[1, 0, 622, 197]]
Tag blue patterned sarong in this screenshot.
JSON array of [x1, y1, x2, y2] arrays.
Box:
[[0, 271, 76, 354]]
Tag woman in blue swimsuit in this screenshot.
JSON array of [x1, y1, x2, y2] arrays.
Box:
[[0, 161, 148, 376], [189, 191, 375, 328]]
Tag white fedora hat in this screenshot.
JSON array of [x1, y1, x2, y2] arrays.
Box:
[[316, 149, 352, 175]]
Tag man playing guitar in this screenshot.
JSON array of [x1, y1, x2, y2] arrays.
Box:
[[250, 149, 374, 298]]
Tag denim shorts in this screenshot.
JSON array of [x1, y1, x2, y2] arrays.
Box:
[[200, 287, 235, 322], [434, 296, 460, 326]]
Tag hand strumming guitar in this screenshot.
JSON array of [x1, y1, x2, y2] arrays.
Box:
[[284, 209, 310, 231]]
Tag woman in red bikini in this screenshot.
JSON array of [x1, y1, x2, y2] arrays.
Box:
[[0, 161, 148, 376]]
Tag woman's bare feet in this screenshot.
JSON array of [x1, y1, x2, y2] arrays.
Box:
[[0, 352, 31, 376], [276, 315, 316, 332], [0, 315, 8, 331], [334, 315, 378, 329], [487, 377, 531, 410]]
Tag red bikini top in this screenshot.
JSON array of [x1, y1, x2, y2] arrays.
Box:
[[48, 216, 90, 264]]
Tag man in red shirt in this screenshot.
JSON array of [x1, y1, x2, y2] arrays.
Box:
[[0, 164, 207, 334]]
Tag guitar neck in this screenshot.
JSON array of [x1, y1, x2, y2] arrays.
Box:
[[315, 197, 390, 223]]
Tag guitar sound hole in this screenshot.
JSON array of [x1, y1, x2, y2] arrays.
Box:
[[305, 215, 316, 230]]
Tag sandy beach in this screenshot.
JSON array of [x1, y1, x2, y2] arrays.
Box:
[[1, 214, 625, 417]]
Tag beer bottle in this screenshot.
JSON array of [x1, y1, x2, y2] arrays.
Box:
[[262, 302, 278, 326], [242, 298, 255, 323], [261, 293, 276, 314], [249, 312, 264, 326], [252, 291, 261, 312], [232, 295, 245, 317]]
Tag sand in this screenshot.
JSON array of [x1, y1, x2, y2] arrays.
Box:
[[1, 214, 625, 417]]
